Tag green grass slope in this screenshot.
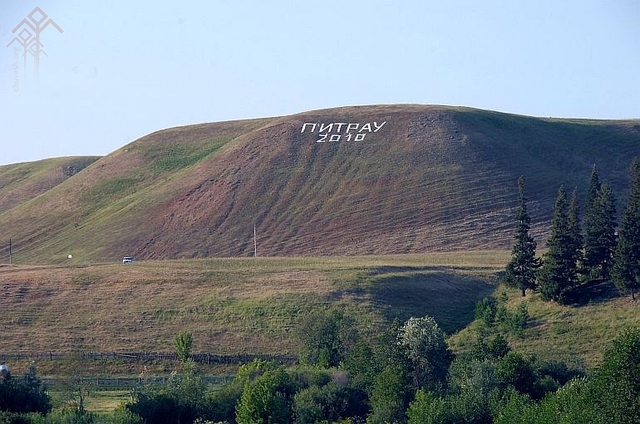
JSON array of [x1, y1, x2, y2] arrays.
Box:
[[0, 105, 639, 264], [2, 251, 638, 376], [448, 281, 640, 369], [0, 252, 501, 373], [0, 157, 98, 214]]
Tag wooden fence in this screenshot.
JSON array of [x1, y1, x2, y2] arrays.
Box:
[[37, 375, 234, 390], [0, 351, 298, 366]]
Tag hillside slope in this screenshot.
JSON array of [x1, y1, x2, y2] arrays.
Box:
[[0, 254, 500, 362], [0, 157, 98, 214], [0, 105, 639, 263]]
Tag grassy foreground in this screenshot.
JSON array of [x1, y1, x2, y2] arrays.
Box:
[[2, 250, 638, 379], [448, 279, 640, 369], [1, 252, 503, 375]]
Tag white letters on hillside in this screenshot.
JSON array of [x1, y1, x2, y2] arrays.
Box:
[[301, 121, 387, 143]]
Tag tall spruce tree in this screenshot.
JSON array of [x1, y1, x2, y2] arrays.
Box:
[[583, 164, 602, 273], [612, 158, 640, 299], [568, 188, 583, 273], [537, 185, 579, 303], [594, 183, 617, 278], [505, 176, 540, 297], [584, 164, 617, 279]]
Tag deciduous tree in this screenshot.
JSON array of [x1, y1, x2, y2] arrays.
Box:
[[236, 367, 296, 424], [593, 327, 640, 423], [367, 364, 409, 424], [0, 363, 51, 415], [397, 315, 453, 393], [296, 309, 357, 368], [174, 331, 193, 364]]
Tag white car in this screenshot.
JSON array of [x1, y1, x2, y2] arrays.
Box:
[[122, 256, 135, 264]]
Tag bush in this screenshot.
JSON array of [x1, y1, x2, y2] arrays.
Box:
[[475, 298, 497, 327], [235, 367, 297, 424], [0, 365, 51, 415], [293, 382, 350, 424], [44, 407, 97, 424], [496, 353, 537, 398], [296, 309, 358, 368], [127, 363, 211, 424], [508, 303, 529, 335], [470, 334, 510, 361], [367, 364, 409, 424]]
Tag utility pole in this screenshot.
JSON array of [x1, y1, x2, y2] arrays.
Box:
[[9, 239, 12, 265], [253, 224, 257, 257]]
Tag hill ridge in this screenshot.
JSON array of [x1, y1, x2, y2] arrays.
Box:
[[1, 104, 639, 263]]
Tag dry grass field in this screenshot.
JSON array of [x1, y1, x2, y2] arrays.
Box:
[[0, 252, 503, 375], [1, 249, 638, 379]]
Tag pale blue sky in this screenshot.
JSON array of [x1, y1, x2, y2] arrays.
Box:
[[1, 1, 639, 165]]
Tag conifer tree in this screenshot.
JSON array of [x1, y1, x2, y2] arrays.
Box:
[[612, 158, 640, 299], [583, 164, 602, 273], [568, 188, 583, 272], [594, 183, 617, 278], [584, 165, 617, 279], [537, 185, 579, 303], [505, 176, 540, 296]]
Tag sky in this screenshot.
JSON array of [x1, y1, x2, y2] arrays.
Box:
[[1, 0, 639, 166]]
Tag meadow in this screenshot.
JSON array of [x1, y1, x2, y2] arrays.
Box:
[[1, 252, 502, 374], [3, 249, 638, 376]]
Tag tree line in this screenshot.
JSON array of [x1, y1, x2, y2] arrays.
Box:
[[3, 315, 640, 423], [506, 158, 640, 303]]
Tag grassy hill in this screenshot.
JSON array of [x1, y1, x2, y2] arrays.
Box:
[[1, 105, 639, 264], [0, 157, 98, 215]]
